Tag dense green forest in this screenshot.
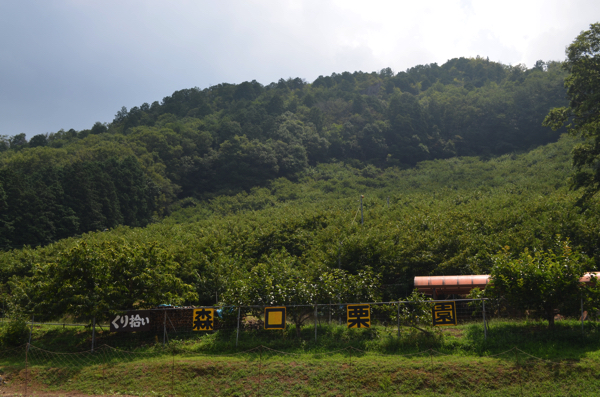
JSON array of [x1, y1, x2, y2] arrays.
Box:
[[4, 55, 597, 323], [2, 133, 599, 320], [0, 57, 567, 250]]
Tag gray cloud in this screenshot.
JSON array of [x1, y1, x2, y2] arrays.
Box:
[[0, 0, 598, 138]]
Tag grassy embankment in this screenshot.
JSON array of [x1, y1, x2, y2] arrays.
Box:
[[1, 319, 600, 395]]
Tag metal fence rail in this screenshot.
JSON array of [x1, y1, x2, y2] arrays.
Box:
[[7, 299, 492, 352], [10, 296, 592, 353]]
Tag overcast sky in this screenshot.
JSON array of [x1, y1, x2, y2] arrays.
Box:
[[1, 0, 598, 138]]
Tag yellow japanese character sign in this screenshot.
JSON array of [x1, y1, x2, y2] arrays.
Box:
[[432, 301, 457, 326], [264, 307, 286, 330], [192, 308, 215, 331], [347, 304, 370, 328]]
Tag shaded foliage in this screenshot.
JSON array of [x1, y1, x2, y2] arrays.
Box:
[[0, 57, 587, 326], [486, 240, 591, 327], [0, 157, 156, 249], [1, 136, 599, 324], [544, 23, 600, 201], [1, 57, 568, 248]]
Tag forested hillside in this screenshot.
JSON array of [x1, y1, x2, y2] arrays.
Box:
[[0, 57, 567, 250], [2, 133, 599, 318]]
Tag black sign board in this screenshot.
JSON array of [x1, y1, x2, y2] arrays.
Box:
[[264, 307, 286, 330], [347, 304, 371, 328], [110, 310, 152, 332], [432, 301, 457, 326], [192, 308, 215, 331]]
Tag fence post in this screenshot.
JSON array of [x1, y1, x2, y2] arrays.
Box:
[[102, 344, 107, 395], [24, 343, 29, 397], [514, 348, 523, 396], [397, 301, 401, 339], [258, 345, 262, 396], [163, 310, 167, 347], [430, 350, 435, 396], [581, 296, 584, 335], [314, 305, 318, 342], [482, 300, 487, 342], [171, 348, 175, 397], [236, 306, 241, 348], [91, 316, 96, 352], [28, 315, 33, 348], [349, 346, 352, 368]]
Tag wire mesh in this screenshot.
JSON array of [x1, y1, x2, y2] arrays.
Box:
[[1, 299, 597, 395], [0, 343, 591, 396], [22, 297, 600, 356], [9, 300, 491, 352]]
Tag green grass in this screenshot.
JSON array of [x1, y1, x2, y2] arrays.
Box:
[[8, 350, 600, 396], [6, 318, 600, 358], [1, 319, 600, 395]]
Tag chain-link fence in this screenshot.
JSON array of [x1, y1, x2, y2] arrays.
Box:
[[0, 297, 597, 395], [8, 296, 594, 352], [3, 299, 491, 352], [0, 343, 593, 396]]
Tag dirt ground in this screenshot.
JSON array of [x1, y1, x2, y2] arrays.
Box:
[[0, 385, 97, 396], [0, 380, 134, 397]]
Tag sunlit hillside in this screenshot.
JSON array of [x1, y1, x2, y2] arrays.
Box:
[[2, 134, 596, 311]]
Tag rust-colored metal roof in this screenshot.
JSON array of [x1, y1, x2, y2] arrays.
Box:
[[414, 272, 600, 295], [579, 272, 600, 284], [414, 275, 490, 295]]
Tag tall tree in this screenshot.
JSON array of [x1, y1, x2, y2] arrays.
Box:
[[16, 241, 197, 321], [486, 240, 589, 327], [544, 23, 600, 200]]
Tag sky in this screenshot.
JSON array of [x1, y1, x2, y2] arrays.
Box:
[[1, 0, 598, 139]]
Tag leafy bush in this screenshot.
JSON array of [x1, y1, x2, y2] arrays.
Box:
[[0, 315, 29, 346]]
